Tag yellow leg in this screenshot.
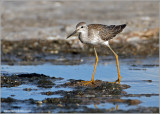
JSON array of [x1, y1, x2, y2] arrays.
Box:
[[116, 104, 119, 110], [108, 45, 122, 84], [94, 104, 98, 109], [81, 47, 99, 85]]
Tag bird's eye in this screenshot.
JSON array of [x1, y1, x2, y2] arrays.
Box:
[[81, 26, 84, 28]]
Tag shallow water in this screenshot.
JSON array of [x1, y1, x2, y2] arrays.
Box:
[[1, 56, 159, 112]]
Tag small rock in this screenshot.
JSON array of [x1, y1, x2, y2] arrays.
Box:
[[36, 101, 42, 105], [57, 104, 63, 107], [23, 88, 32, 91]]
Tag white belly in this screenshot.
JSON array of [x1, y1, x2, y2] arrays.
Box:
[[79, 30, 104, 45]]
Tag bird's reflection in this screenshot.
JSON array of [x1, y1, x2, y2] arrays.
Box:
[[94, 104, 98, 109], [94, 104, 119, 110]]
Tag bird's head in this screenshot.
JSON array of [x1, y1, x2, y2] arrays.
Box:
[[67, 22, 87, 39]]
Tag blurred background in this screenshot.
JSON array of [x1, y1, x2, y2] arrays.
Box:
[[2, 1, 159, 64], [1, 1, 158, 40], [1, 1, 159, 113]]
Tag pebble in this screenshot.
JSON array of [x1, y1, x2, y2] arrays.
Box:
[[57, 104, 63, 107], [36, 101, 42, 105]]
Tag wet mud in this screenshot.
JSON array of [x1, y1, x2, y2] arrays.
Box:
[[1, 37, 159, 65], [1, 73, 63, 88], [1, 73, 159, 113]]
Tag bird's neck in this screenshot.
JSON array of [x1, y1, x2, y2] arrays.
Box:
[[79, 31, 88, 43]]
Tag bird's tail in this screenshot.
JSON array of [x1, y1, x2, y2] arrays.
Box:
[[115, 24, 127, 33], [107, 23, 127, 35]]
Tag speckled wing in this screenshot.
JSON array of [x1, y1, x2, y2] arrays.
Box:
[[88, 24, 126, 41]]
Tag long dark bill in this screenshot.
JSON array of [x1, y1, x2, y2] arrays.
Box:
[[66, 30, 78, 39]]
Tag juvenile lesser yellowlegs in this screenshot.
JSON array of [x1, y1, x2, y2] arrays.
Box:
[[67, 22, 127, 85]]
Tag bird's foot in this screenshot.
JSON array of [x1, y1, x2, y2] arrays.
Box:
[[115, 78, 121, 84], [115, 76, 122, 84], [81, 80, 95, 85], [114, 76, 122, 84], [108, 76, 122, 84]]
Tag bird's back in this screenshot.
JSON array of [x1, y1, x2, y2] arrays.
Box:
[[88, 24, 126, 41]]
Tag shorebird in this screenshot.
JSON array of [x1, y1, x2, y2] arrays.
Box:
[[67, 22, 126, 85]]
